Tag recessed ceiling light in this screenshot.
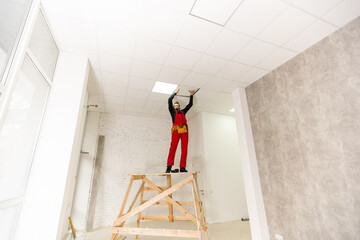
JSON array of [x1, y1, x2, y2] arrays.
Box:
[[152, 81, 178, 94], [229, 108, 235, 112]]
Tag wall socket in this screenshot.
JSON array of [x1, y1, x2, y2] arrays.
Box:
[[275, 234, 283, 240]]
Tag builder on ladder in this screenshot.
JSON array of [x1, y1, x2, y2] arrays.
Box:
[[166, 88, 195, 173]]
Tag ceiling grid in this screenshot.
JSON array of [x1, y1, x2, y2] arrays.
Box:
[[40, 0, 360, 119]]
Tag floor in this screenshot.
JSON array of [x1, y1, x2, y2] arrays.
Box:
[[84, 220, 251, 240]]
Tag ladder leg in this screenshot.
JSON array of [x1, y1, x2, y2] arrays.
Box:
[[194, 174, 209, 240], [136, 180, 145, 239], [110, 233, 118, 240], [167, 175, 174, 222], [190, 177, 201, 233]]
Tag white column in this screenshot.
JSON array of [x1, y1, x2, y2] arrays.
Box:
[[15, 52, 89, 240], [71, 111, 100, 230], [232, 87, 270, 240]]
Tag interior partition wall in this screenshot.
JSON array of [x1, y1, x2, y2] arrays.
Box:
[[0, 5, 59, 240]]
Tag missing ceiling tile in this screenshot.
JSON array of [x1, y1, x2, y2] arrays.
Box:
[[189, 0, 244, 26]]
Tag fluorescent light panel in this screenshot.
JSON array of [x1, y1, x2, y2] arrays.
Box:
[[152, 81, 178, 94], [229, 108, 235, 112], [190, 0, 244, 25]]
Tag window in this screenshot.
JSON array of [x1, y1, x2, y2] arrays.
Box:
[[0, 8, 59, 240], [0, 0, 33, 84], [0, 56, 50, 202], [28, 12, 59, 80]]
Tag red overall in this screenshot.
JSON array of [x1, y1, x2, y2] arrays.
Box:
[[167, 111, 188, 168]]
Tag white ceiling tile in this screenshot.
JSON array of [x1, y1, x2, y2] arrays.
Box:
[[216, 61, 251, 80], [102, 84, 127, 97], [284, 20, 338, 52], [291, 0, 343, 17], [97, 28, 137, 58], [143, 101, 164, 111], [128, 77, 156, 92], [134, 38, 172, 64], [206, 29, 252, 59], [181, 72, 211, 88], [157, 66, 188, 84], [214, 92, 233, 104], [234, 39, 277, 65], [42, 0, 97, 23], [95, 0, 144, 34], [202, 78, 234, 91], [61, 46, 101, 70], [101, 71, 128, 87], [131, 60, 162, 79], [49, 15, 98, 50], [99, 53, 132, 75], [175, 16, 222, 52], [192, 55, 227, 75], [257, 6, 316, 45], [322, 0, 360, 27], [147, 92, 170, 102], [194, 89, 219, 100], [190, 0, 244, 25], [164, 46, 202, 70], [223, 81, 249, 92], [238, 67, 269, 84], [142, 0, 194, 14], [139, 10, 187, 43], [257, 48, 298, 70], [126, 89, 149, 100], [226, 0, 288, 36]]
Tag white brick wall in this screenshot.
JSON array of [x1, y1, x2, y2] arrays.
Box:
[[92, 113, 193, 228]]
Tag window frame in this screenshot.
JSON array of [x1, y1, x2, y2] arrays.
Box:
[[0, 0, 35, 86], [0, 2, 58, 215]]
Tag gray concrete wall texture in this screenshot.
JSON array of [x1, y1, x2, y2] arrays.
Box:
[[246, 17, 360, 239]]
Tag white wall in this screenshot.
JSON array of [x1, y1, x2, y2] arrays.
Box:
[[91, 113, 193, 228], [58, 91, 89, 238], [71, 111, 100, 230], [188, 112, 248, 224], [14, 52, 89, 240], [232, 88, 269, 240]]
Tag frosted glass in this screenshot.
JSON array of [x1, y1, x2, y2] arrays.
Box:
[[28, 12, 59, 80], [0, 204, 20, 240], [0, 56, 49, 201], [0, 0, 33, 83]]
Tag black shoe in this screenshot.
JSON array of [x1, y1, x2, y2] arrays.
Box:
[[165, 166, 172, 173], [171, 169, 179, 173], [180, 167, 188, 172]]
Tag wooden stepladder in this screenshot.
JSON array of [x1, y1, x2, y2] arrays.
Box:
[[110, 172, 208, 240]]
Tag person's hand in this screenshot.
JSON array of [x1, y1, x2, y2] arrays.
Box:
[[189, 89, 195, 96], [175, 88, 180, 94]]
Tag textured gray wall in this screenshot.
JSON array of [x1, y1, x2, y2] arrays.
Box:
[[246, 17, 360, 239]]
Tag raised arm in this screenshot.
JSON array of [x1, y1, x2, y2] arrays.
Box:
[[182, 90, 195, 114], [168, 88, 179, 111]]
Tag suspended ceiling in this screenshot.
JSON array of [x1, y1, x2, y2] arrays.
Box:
[[41, 0, 360, 119]]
